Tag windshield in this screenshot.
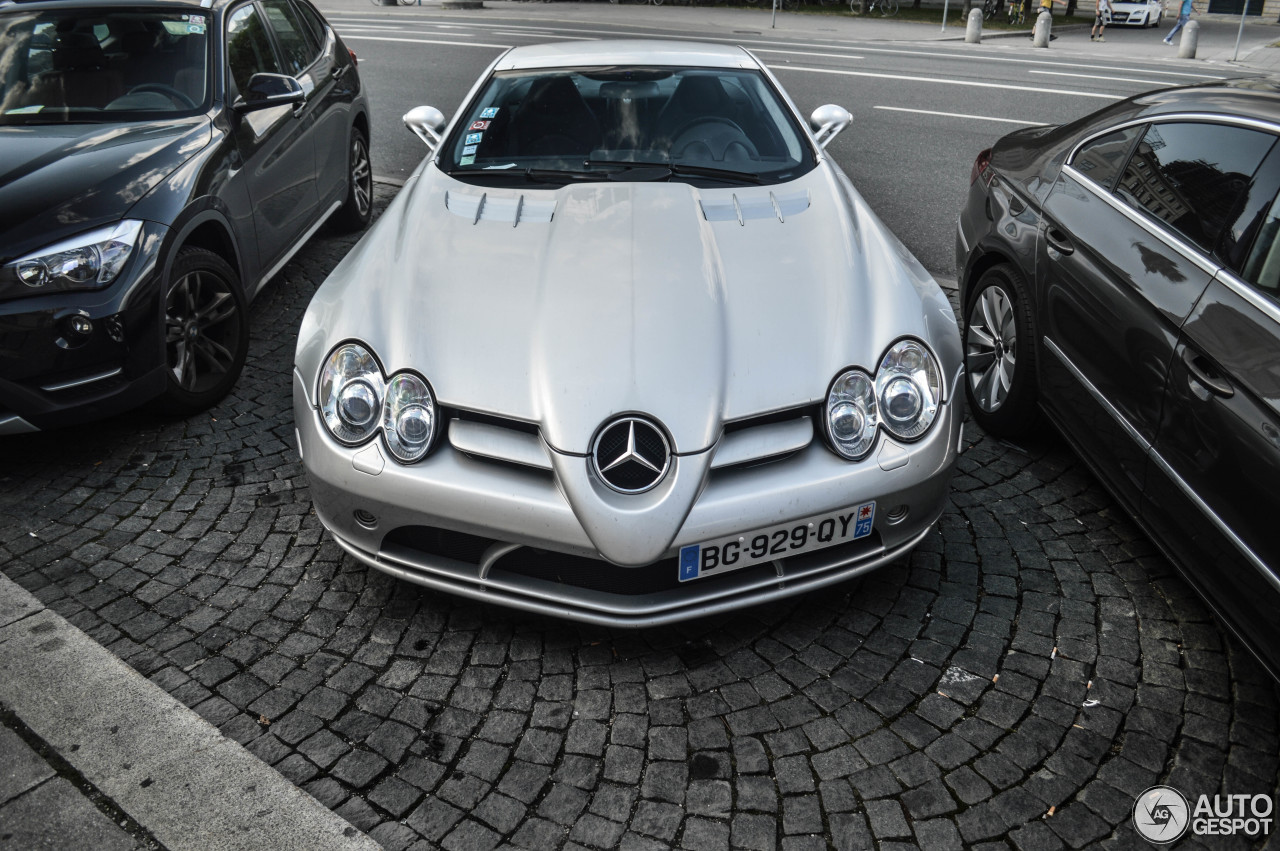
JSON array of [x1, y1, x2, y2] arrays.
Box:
[[0, 8, 209, 125], [440, 66, 818, 187]]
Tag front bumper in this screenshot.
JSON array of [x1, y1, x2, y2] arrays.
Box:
[[295, 368, 963, 627], [0, 224, 168, 431]]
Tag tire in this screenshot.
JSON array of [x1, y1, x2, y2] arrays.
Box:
[[157, 247, 249, 416], [881, 0, 898, 15], [333, 126, 373, 233], [963, 263, 1038, 437]]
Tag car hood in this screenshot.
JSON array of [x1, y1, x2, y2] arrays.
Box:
[[298, 162, 961, 455], [0, 117, 210, 263]]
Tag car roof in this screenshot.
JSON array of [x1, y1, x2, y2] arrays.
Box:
[[1134, 77, 1280, 126], [0, 0, 219, 12], [494, 40, 758, 72]]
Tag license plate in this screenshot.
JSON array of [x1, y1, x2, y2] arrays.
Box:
[[678, 501, 876, 582]]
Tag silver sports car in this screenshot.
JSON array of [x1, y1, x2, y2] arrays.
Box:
[[294, 41, 964, 626]]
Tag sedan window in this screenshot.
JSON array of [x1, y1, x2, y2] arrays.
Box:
[[1115, 122, 1274, 254], [1070, 126, 1142, 192], [438, 67, 817, 188]]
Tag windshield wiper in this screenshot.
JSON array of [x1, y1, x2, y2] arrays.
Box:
[[668, 163, 761, 185], [583, 160, 761, 185], [446, 166, 623, 183]]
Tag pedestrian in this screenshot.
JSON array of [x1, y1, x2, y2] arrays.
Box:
[[1164, 0, 1198, 44], [1037, 0, 1063, 14], [1092, 0, 1111, 40]]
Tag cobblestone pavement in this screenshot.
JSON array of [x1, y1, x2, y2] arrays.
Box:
[[2, 183, 1278, 851]]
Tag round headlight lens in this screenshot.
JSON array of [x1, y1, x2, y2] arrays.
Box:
[[876, 339, 941, 440], [319, 343, 383, 444], [383, 373, 436, 463], [826, 369, 878, 460]]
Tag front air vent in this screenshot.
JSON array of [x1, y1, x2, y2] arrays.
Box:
[[700, 189, 809, 225], [445, 191, 556, 226]]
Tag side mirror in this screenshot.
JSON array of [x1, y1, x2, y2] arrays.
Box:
[[234, 73, 305, 113], [403, 105, 447, 151], [810, 104, 852, 150]]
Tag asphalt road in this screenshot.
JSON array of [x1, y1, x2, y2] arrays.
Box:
[[314, 1, 1251, 275]]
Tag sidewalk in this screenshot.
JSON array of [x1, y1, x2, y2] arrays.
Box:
[[335, 0, 1280, 71], [0, 574, 379, 851]]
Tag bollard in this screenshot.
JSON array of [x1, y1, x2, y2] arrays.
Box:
[[1032, 10, 1051, 46], [1178, 19, 1199, 58], [966, 7, 983, 42]]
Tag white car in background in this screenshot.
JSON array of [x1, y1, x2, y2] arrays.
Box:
[[1107, 0, 1163, 26]]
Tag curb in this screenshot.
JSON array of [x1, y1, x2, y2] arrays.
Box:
[[0, 574, 379, 851]]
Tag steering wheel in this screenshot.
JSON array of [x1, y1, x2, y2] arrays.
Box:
[[127, 83, 196, 109], [670, 117, 758, 163]]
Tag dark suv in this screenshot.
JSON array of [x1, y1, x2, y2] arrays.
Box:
[[0, 0, 371, 433]]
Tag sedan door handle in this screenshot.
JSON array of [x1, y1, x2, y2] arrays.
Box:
[[1183, 349, 1233, 398], [1045, 227, 1074, 255]]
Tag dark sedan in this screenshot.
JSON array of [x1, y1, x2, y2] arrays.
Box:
[[956, 79, 1280, 679], [0, 0, 371, 432]]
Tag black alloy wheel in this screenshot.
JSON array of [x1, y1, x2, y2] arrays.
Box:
[[963, 263, 1038, 436], [158, 247, 248, 414], [335, 127, 373, 232]]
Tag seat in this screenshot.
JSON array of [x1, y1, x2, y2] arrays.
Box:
[[510, 76, 601, 159], [30, 31, 122, 108], [654, 75, 738, 142]]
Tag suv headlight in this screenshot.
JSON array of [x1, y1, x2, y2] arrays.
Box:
[[317, 342, 439, 462], [876, 339, 941, 440], [825, 369, 879, 460], [4, 220, 143, 296]]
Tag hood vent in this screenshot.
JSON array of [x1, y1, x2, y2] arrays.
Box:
[[445, 191, 557, 227], [700, 189, 809, 226]]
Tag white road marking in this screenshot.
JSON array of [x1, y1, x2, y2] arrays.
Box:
[[324, 11, 1227, 79], [342, 25, 474, 36], [341, 34, 510, 49], [493, 31, 590, 39], [1029, 69, 1182, 84], [773, 65, 1125, 99], [874, 105, 1048, 125]]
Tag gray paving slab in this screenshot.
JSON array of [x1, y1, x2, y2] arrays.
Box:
[[0, 778, 139, 851], [0, 726, 54, 804], [0, 574, 378, 851]]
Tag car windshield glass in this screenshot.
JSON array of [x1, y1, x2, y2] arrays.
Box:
[[440, 66, 817, 187], [0, 8, 209, 125]]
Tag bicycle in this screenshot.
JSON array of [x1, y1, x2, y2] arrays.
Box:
[[981, 0, 998, 18], [853, 0, 898, 16], [1006, 0, 1026, 24]]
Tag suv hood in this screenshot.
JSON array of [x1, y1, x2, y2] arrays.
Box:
[[0, 117, 210, 264]]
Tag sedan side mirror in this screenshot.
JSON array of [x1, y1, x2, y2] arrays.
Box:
[[810, 104, 852, 149], [404, 106, 447, 152], [234, 73, 305, 113]]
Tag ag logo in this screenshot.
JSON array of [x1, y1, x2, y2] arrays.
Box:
[[1134, 786, 1190, 844]]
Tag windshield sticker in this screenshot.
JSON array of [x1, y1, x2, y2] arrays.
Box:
[[462, 145, 477, 155], [465, 132, 483, 145], [469, 120, 490, 131], [187, 14, 206, 23], [459, 155, 475, 166], [188, 24, 206, 34], [479, 107, 498, 119]]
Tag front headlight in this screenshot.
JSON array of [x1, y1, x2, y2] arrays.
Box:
[[317, 342, 439, 462], [876, 339, 941, 440], [383, 373, 437, 463], [5, 220, 143, 295], [825, 369, 879, 460], [319, 343, 383, 445]]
